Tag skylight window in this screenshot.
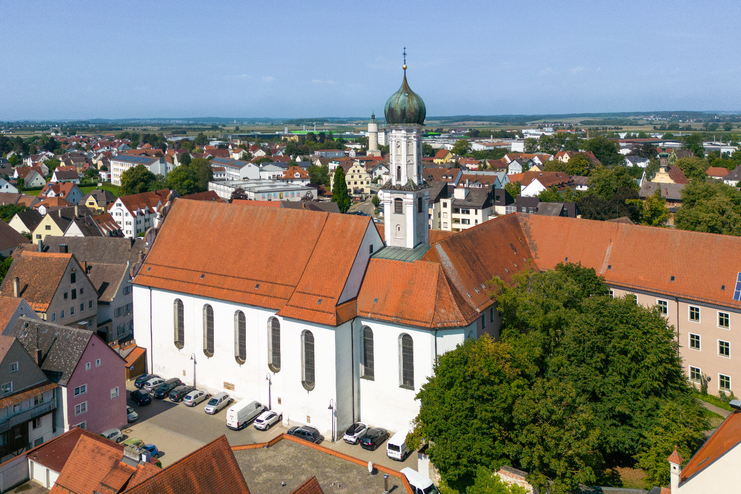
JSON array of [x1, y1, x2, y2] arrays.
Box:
[[733, 273, 741, 301]]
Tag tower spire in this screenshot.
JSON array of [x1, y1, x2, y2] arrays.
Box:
[[403, 47, 407, 71]]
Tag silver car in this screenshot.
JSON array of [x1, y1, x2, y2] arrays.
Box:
[[127, 406, 138, 423], [143, 377, 165, 392], [183, 389, 209, 407], [253, 410, 282, 430], [343, 422, 368, 444], [101, 428, 123, 443], [204, 392, 232, 414]]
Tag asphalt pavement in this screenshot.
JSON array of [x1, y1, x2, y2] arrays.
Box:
[[124, 381, 418, 471]]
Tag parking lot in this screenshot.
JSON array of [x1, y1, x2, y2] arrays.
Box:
[[123, 381, 418, 470]]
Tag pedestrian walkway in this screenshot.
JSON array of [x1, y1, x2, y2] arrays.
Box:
[[700, 400, 730, 418]]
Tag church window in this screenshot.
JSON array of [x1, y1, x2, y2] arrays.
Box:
[[203, 304, 214, 357], [361, 326, 374, 380], [268, 317, 281, 372], [395, 225, 402, 238], [234, 311, 246, 364], [174, 299, 184, 349], [399, 333, 414, 389], [301, 330, 315, 391], [394, 198, 403, 214], [396, 166, 401, 182], [417, 198, 423, 213]]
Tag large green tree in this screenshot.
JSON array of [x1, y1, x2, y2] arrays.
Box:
[[451, 140, 471, 156], [675, 180, 741, 235], [332, 166, 351, 213], [413, 264, 707, 492], [0, 204, 28, 223], [584, 136, 623, 166], [682, 133, 705, 158], [120, 164, 157, 195], [166, 158, 213, 196], [589, 166, 639, 201]]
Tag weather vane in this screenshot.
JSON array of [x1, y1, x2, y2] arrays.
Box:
[[403, 47, 407, 70]]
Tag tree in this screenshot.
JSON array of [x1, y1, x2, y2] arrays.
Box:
[[504, 181, 520, 199], [44, 158, 60, 176], [230, 187, 248, 202], [120, 164, 157, 195], [422, 143, 436, 158], [0, 204, 27, 223], [588, 166, 639, 201], [524, 138, 538, 153], [194, 133, 208, 147], [166, 158, 213, 196], [641, 190, 668, 226], [682, 133, 705, 158], [637, 143, 658, 159], [180, 152, 191, 166], [584, 136, 623, 166], [8, 155, 20, 167], [466, 467, 528, 494], [675, 181, 741, 235], [451, 140, 471, 156], [332, 166, 351, 213], [0, 256, 12, 285], [674, 157, 708, 182], [308, 165, 330, 186], [372, 194, 380, 209], [83, 167, 99, 182]]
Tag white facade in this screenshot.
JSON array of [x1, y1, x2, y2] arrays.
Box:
[[108, 199, 159, 238]]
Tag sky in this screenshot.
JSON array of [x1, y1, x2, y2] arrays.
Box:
[[2, 0, 741, 120]]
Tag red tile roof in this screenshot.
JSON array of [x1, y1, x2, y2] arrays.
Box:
[[668, 165, 689, 184], [113, 189, 170, 217], [667, 447, 683, 465], [0, 251, 74, 312], [124, 436, 250, 494], [681, 410, 741, 483], [291, 476, 323, 494], [707, 166, 730, 178]]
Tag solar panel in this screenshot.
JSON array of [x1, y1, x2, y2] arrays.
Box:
[[733, 273, 741, 302]]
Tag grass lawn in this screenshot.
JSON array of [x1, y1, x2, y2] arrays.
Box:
[[693, 390, 735, 412], [79, 183, 122, 197]]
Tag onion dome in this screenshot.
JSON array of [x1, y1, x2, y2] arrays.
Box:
[[384, 65, 426, 126]]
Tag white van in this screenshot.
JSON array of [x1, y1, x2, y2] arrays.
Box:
[[401, 468, 440, 494], [386, 429, 411, 461], [226, 399, 265, 430]]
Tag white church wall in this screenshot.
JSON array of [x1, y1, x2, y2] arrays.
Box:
[[333, 322, 355, 435], [338, 223, 384, 306]]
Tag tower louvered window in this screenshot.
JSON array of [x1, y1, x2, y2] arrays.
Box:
[[235, 311, 246, 364], [174, 299, 184, 349], [362, 327, 374, 380], [302, 330, 315, 391], [268, 318, 281, 372], [400, 333, 414, 389], [394, 198, 403, 214], [203, 304, 214, 357]]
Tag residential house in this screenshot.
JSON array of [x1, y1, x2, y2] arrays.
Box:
[[209, 157, 259, 181], [107, 189, 170, 238], [331, 161, 372, 196], [514, 196, 578, 217], [8, 210, 43, 236], [13, 168, 46, 189], [507, 158, 529, 175], [433, 149, 452, 164], [625, 155, 650, 168], [706, 167, 730, 180], [314, 149, 345, 158], [504, 153, 553, 166], [38, 183, 83, 206], [665, 406, 741, 493], [0, 179, 18, 194], [110, 156, 169, 186], [258, 163, 288, 180], [0, 335, 58, 462], [0, 221, 30, 257], [723, 165, 741, 186], [517, 171, 574, 197], [30, 206, 99, 243], [0, 296, 37, 335], [436, 186, 509, 232], [8, 317, 127, 434], [0, 250, 98, 329], [278, 166, 311, 185], [80, 189, 117, 214], [368, 162, 389, 182], [19, 237, 145, 343], [34, 197, 74, 216], [50, 169, 80, 184], [639, 182, 685, 225]]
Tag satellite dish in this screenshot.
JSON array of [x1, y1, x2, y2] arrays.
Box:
[[367, 461, 373, 473]]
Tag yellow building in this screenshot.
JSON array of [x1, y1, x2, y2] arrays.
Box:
[[433, 149, 452, 164]]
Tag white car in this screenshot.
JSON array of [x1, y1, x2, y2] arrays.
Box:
[[127, 406, 138, 423], [253, 410, 282, 430], [143, 377, 165, 392], [183, 389, 209, 407], [343, 422, 368, 444], [101, 428, 123, 443], [204, 392, 232, 415]]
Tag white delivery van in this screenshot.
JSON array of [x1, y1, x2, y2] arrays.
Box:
[[401, 467, 440, 494], [226, 399, 265, 430], [386, 429, 411, 461]]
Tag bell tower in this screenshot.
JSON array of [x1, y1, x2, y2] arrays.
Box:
[[381, 51, 430, 249]]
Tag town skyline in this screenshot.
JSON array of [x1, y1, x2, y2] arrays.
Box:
[[3, 0, 741, 121]]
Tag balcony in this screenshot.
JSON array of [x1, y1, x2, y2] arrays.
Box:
[[0, 401, 56, 434]]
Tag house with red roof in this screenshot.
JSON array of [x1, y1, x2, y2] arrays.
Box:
[[107, 189, 171, 238]]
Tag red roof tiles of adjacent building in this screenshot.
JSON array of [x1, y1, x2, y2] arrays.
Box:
[[0, 251, 73, 312], [124, 436, 250, 494], [113, 189, 170, 217], [707, 166, 730, 178], [680, 410, 741, 483], [134, 201, 376, 326], [668, 164, 689, 184], [291, 476, 323, 494]]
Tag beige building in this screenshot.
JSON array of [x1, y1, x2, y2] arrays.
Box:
[[330, 161, 372, 196]]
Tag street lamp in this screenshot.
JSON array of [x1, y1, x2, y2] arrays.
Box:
[[265, 373, 272, 410], [190, 353, 196, 387], [328, 399, 335, 442]]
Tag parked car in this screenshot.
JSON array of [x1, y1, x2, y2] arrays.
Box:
[[123, 438, 145, 450], [204, 392, 233, 415], [343, 422, 368, 445], [134, 374, 159, 389], [143, 377, 165, 392], [226, 400, 265, 430], [101, 428, 123, 443], [153, 378, 183, 399], [182, 389, 209, 407], [401, 467, 440, 494], [287, 426, 322, 443], [141, 444, 161, 459], [169, 385, 195, 402], [253, 410, 282, 431], [359, 428, 389, 451], [127, 406, 138, 423], [130, 389, 152, 406], [386, 430, 411, 461]]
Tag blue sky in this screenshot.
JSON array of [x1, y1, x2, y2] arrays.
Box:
[[2, 0, 740, 120]]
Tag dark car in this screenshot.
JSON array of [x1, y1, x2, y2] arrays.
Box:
[[134, 374, 159, 389], [169, 385, 195, 402], [130, 389, 152, 406], [153, 378, 183, 399], [287, 426, 322, 444], [359, 428, 389, 451]]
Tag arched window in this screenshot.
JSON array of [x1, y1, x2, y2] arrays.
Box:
[[203, 304, 214, 357], [396, 166, 401, 182], [301, 330, 315, 391], [268, 317, 281, 372], [399, 333, 414, 389], [173, 299, 184, 349], [361, 326, 374, 380], [234, 311, 246, 364], [395, 224, 402, 238], [394, 198, 403, 214]]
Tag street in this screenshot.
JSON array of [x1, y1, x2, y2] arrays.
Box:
[[123, 381, 418, 471]]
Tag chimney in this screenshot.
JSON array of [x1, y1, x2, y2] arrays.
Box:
[[37, 239, 43, 252], [58, 209, 62, 218], [13, 277, 19, 298], [74, 205, 78, 218], [35, 349, 42, 365], [668, 447, 683, 494], [77, 321, 88, 331]]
